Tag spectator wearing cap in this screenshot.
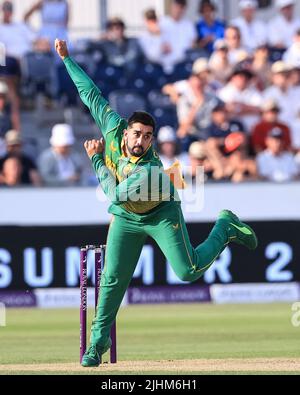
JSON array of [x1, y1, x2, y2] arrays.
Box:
[[0, 81, 12, 138], [100, 17, 143, 73], [264, 61, 300, 128], [0, 1, 36, 131], [251, 100, 291, 153], [209, 39, 233, 85], [159, 0, 197, 73], [205, 104, 246, 179], [156, 126, 189, 169], [0, 129, 41, 186], [224, 25, 249, 66], [185, 141, 214, 184], [283, 29, 300, 67], [223, 132, 258, 183], [234, 49, 253, 71], [218, 68, 263, 133], [195, 0, 226, 55], [231, 0, 267, 52], [257, 127, 298, 182], [163, 57, 213, 104], [38, 124, 83, 186], [268, 0, 300, 50]]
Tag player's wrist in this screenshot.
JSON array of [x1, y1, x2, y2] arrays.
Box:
[[90, 153, 104, 161]]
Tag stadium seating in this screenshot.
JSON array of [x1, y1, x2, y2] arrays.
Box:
[[93, 64, 127, 94], [147, 90, 178, 129], [134, 62, 169, 90], [56, 64, 79, 106], [108, 90, 147, 119], [151, 107, 178, 130], [21, 51, 56, 98], [167, 61, 193, 83], [268, 47, 285, 63], [185, 48, 209, 62]]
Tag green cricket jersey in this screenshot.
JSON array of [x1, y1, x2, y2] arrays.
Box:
[[63, 57, 180, 220]]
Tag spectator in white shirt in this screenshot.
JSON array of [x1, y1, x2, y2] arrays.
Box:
[[209, 39, 233, 86], [224, 25, 250, 66], [0, 1, 35, 131], [100, 18, 144, 74], [264, 61, 300, 129], [283, 28, 300, 67], [257, 127, 298, 182], [159, 0, 197, 74], [174, 68, 221, 143], [268, 0, 300, 50], [218, 68, 263, 133], [0, 1, 35, 60], [139, 9, 171, 72], [38, 124, 83, 186], [163, 58, 212, 104], [231, 0, 267, 52]]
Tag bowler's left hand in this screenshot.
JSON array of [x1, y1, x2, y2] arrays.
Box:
[[84, 138, 105, 159]]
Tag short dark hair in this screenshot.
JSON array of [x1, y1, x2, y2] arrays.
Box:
[[144, 9, 157, 20], [128, 111, 156, 133], [173, 0, 187, 7], [2, 1, 13, 12], [212, 103, 226, 113], [230, 68, 254, 81], [199, 0, 216, 13], [106, 17, 125, 30], [3, 153, 22, 164]]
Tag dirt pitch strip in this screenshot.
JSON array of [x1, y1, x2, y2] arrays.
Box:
[[1, 358, 300, 373]]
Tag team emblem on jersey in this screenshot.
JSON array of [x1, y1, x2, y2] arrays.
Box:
[[110, 141, 118, 152], [123, 164, 133, 177], [153, 150, 159, 159]]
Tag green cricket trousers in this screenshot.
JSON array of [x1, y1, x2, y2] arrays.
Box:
[[90, 200, 229, 349]]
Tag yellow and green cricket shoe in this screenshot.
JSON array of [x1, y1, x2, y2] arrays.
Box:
[[81, 338, 112, 367], [218, 210, 258, 250]]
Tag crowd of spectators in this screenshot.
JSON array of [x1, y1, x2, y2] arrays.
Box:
[[1, 0, 300, 188]]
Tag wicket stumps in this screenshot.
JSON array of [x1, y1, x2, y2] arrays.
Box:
[[80, 244, 117, 364]]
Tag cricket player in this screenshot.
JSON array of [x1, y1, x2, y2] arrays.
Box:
[[55, 39, 258, 367]]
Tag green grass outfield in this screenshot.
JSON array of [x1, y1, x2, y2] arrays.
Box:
[[0, 303, 300, 375]]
